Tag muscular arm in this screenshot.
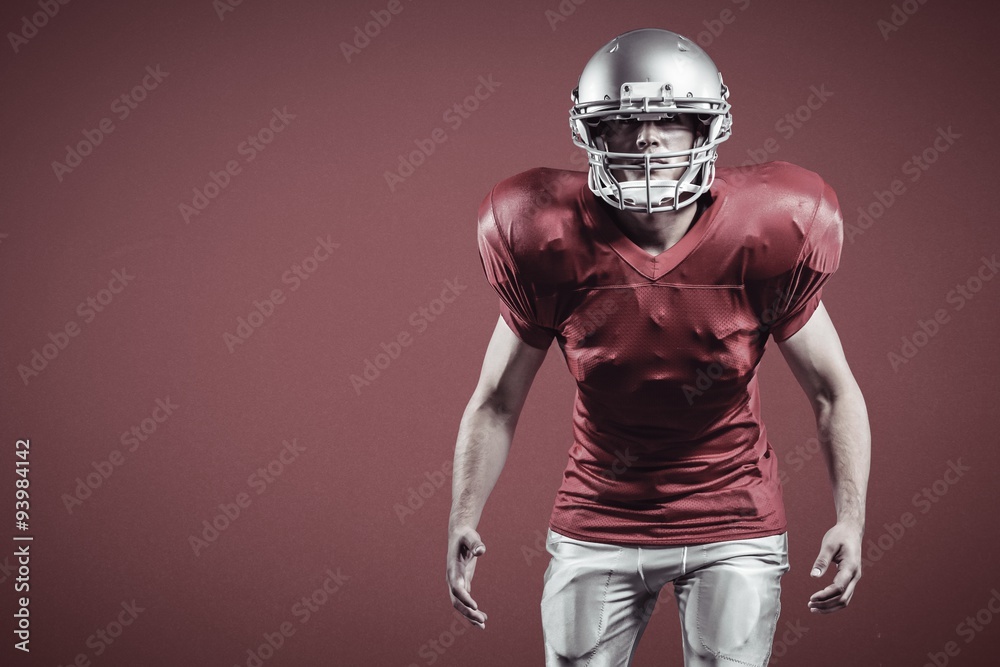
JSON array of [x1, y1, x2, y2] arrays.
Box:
[[449, 316, 548, 529], [446, 316, 548, 628], [776, 300, 871, 612]]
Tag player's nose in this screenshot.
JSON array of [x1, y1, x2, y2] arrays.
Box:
[[635, 121, 661, 151]]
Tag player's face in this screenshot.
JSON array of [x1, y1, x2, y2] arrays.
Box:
[[598, 114, 699, 182]]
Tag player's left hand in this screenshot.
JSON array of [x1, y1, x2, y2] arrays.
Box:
[[807, 521, 863, 614]]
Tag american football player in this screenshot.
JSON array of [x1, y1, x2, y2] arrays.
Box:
[[447, 27, 870, 667]]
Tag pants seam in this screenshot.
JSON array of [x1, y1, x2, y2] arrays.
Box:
[[762, 536, 790, 666], [761, 595, 782, 666], [694, 540, 786, 667], [583, 547, 622, 667]]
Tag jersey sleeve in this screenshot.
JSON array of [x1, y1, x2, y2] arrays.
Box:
[[476, 186, 555, 350], [766, 180, 844, 342]]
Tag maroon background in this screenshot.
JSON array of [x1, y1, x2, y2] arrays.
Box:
[[2, 0, 999, 665]]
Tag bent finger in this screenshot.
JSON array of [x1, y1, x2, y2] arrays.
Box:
[[809, 567, 855, 601], [448, 574, 478, 611], [809, 583, 845, 602], [451, 595, 487, 626]]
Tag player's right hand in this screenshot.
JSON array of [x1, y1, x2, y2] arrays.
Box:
[[446, 525, 488, 629]]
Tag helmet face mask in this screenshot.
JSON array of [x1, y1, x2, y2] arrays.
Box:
[[569, 29, 733, 213]]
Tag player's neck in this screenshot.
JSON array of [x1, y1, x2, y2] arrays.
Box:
[[604, 196, 707, 256]]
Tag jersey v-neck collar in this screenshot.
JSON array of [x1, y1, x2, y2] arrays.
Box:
[[578, 175, 730, 281]]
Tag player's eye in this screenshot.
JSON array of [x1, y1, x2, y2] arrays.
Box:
[[600, 119, 635, 134]]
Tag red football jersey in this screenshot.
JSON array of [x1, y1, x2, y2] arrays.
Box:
[[476, 160, 844, 546]]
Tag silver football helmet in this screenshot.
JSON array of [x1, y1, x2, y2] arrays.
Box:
[[570, 28, 733, 213]]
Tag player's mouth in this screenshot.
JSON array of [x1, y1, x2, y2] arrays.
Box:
[[620, 157, 678, 166], [613, 157, 683, 180]]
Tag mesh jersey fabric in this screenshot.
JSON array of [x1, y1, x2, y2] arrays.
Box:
[[476, 160, 844, 546]]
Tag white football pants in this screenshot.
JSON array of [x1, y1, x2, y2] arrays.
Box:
[[541, 528, 790, 666]]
